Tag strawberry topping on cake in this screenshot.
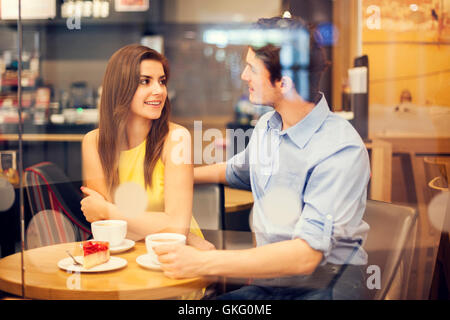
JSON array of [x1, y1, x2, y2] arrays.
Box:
[[82, 241, 110, 269]]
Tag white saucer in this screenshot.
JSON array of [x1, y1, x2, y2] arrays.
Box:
[[110, 239, 135, 254], [136, 254, 161, 271], [58, 256, 127, 273]]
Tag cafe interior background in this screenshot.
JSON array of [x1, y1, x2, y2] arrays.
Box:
[[0, 0, 448, 300]]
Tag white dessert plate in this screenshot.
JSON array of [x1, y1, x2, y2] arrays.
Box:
[[110, 239, 135, 254], [136, 254, 161, 271], [57, 256, 128, 273]]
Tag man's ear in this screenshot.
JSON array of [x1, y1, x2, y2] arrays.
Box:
[[280, 76, 295, 95]]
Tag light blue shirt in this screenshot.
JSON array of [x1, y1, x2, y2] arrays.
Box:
[[226, 94, 370, 265]]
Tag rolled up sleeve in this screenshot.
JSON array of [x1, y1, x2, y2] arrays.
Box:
[[293, 144, 370, 262], [225, 147, 251, 190]]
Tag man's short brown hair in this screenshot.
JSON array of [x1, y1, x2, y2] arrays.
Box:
[[250, 16, 330, 102]]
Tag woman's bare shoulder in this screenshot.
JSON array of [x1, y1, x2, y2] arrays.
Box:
[[82, 128, 99, 149], [167, 122, 191, 139], [168, 121, 187, 130], [161, 122, 191, 164]]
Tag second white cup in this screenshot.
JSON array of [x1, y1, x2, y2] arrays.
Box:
[[91, 220, 127, 247], [145, 233, 186, 265]]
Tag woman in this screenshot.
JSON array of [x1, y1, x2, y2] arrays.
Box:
[[81, 44, 211, 248]]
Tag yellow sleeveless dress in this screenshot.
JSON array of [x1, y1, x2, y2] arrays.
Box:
[[118, 138, 203, 238], [118, 139, 205, 299]]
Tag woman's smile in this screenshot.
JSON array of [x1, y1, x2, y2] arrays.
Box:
[[144, 100, 163, 107]]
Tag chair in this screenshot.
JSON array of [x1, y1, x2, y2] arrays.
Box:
[[24, 162, 91, 249], [424, 156, 449, 193], [363, 200, 418, 300], [192, 183, 225, 250], [423, 156, 450, 300]]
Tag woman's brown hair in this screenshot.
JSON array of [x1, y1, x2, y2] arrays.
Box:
[[98, 44, 171, 196]]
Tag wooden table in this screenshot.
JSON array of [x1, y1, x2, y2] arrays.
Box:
[[0, 241, 211, 300], [0, 134, 85, 142], [224, 187, 253, 213]]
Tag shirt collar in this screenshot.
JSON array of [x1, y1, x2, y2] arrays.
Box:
[[266, 93, 330, 149]]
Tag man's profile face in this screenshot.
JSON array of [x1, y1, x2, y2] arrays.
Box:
[[241, 48, 281, 106]]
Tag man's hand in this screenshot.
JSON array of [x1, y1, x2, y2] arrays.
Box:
[[154, 243, 208, 279], [80, 186, 109, 222]]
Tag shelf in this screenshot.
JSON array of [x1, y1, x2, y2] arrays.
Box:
[[0, 10, 160, 28], [0, 122, 96, 134], [0, 86, 36, 93]]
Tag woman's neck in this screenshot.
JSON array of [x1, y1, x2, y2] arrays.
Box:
[[126, 115, 152, 149]]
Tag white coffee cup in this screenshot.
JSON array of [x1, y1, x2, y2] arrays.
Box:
[[145, 233, 186, 265], [91, 220, 127, 247]]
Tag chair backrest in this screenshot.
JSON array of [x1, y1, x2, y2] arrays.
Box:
[[363, 200, 418, 300], [424, 156, 450, 233], [424, 156, 449, 192], [192, 183, 224, 249], [24, 162, 91, 248]]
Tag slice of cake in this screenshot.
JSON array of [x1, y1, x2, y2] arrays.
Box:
[[82, 241, 110, 269]]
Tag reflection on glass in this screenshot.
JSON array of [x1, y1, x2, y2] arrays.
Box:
[[0, 0, 446, 302], [0, 150, 19, 185], [297, 70, 309, 102]]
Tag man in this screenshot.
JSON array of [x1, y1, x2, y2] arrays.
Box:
[[155, 16, 371, 300]]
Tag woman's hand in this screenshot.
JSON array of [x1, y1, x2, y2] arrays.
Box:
[[187, 232, 216, 251], [80, 186, 110, 222]]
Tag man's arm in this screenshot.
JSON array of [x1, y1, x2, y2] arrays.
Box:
[[155, 238, 323, 279], [194, 163, 228, 184], [195, 145, 252, 190]]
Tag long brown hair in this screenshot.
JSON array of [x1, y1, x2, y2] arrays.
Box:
[[98, 44, 171, 196]]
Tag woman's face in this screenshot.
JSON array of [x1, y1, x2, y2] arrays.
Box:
[[130, 59, 168, 121]]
